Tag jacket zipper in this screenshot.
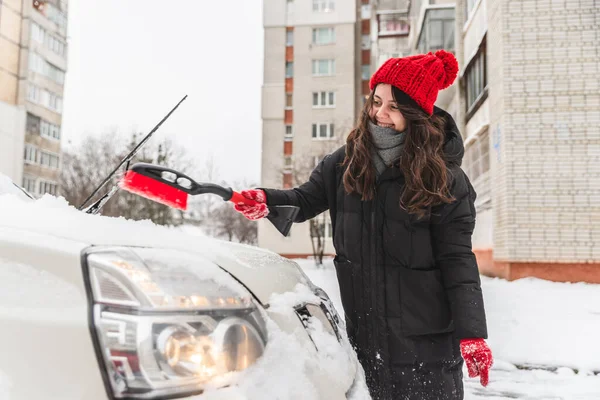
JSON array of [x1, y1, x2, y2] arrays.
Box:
[[370, 192, 380, 376]]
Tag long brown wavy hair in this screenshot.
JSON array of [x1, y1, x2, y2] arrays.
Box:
[[342, 86, 455, 218]]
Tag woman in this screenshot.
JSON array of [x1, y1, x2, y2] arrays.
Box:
[[236, 50, 492, 399]]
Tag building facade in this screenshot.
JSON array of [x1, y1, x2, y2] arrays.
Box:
[[0, 0, 67, 196], [259, 0, 363, 256], [454, 0, 600, 283]]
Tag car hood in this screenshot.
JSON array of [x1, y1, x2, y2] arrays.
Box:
[[0, 195, 310, 305]]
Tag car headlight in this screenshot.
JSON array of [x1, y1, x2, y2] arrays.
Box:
[[83, 247, 267, 399]]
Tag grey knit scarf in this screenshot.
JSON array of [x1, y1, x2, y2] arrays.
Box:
[[368, 120, 406, 176]]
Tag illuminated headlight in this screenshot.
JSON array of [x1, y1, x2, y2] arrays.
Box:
[[83, 247, 267, 399]]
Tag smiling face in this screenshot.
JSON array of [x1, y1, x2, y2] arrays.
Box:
[[369, 83, 407, 132]]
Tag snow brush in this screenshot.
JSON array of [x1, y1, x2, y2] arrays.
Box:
[[119, 163, 299, 237]]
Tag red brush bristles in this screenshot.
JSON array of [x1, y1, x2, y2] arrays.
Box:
[[119, 170, 188, 211]]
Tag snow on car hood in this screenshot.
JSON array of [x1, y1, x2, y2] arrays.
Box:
[[0, 194, 310, 305]]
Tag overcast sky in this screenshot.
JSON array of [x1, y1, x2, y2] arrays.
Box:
[[61, 0, 264, 184]]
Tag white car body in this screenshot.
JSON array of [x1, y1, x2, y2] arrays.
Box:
[[0, 175, 364, 400]]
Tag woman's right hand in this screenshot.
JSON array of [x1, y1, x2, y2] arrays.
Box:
[[234, 189, 269, 220]]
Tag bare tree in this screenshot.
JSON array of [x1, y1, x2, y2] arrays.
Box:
[[279, 123, 349, 266], [210, 203, 257, 245], [59, 130, 126, 217], [183, 155, 226, 235], [60, 131, 196, 226], [206, 178, 259, 245]]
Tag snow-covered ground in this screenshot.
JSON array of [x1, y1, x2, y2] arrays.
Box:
[[295, 258, 600, 399]]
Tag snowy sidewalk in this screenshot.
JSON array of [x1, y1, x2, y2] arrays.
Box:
[[296, 259, 600, 399]]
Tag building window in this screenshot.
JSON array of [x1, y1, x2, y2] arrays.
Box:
[[26, 113, 41, 135], [464, 131, 490, 182], [40, 120, 50, 137], [312, 27, 335, 45], [41, 120, 61, 140], [283, 155, 293, 171], [286, 30, 294, 46], [24, 144, 38, 164], [47, 92, 63, 113], [285, 93, 293, 109], [361, 65, 371, 80], [31, 22, 45, 43], [312, 59, 335, 76], [313, 0, 335, 12], [27, 84, 41, 103], [378, 14, 410, 37], [30, 23, 66, 57], [285, 61, 294, 78], [47, 35, 66, 57], [416, 7, 455, 53], [39, 181, 58, 196], [361, 4, 371, 19], [22, 176, 37, 194], [44, 3, 68, 30], [39, 151, 60, 169], [312, 123, 335, 139], [29, 53, 45, 74], [27, 113, 60, 140], [312, 91, 335, 107], [285, 125, 293, 141], [465, 37, 487, 116], [29, 53, 65, 84], [361, 34, 371, 50], [48, 62, 65, 84]]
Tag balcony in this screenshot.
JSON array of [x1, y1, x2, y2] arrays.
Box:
[[377, 12, 410, 37], [416, 7, 455, 53]]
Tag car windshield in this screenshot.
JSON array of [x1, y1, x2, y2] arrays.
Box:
[[0, 174, 34, 201]]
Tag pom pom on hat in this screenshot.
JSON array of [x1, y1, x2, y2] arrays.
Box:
[[435, 49, 459, 90], [369, 50, 459, 115]]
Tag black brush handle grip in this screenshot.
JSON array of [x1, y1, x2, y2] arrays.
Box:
[[129, 163, 234, 200]]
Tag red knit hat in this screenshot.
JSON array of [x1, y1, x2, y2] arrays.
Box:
[[369, 50, 459, 115]]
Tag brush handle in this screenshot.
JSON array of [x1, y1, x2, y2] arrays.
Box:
[[230, 191, 258, 206]]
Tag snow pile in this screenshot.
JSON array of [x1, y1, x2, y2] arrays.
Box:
[[0, 195, 218, 255], [481, 275, 600, 372], [298, 259, 600, 398]]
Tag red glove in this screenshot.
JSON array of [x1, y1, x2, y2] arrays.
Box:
[[234, 189, 269, 220], [460, 338, 493, 387]]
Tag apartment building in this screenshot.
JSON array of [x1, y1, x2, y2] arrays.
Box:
[[454, 0, 599, 283], [372, 0, 599, 282], [259, 0, 365, 256], [0, 0, 67, 196]]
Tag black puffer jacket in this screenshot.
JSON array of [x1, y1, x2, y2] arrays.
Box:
[[263, 108, 487, 399]]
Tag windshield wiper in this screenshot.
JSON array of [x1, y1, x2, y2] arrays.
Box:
[[79, 95, 188, 214]]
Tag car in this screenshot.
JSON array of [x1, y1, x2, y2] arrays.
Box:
[[0, 173, 368, 400]]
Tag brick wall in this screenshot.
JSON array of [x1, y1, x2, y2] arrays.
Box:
[[493, 0, 600, 263]]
